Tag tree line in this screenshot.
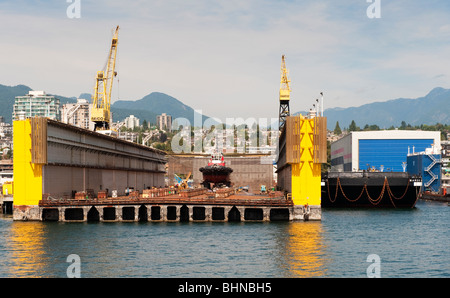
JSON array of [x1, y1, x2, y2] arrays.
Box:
[[333, 120, 450, 140]]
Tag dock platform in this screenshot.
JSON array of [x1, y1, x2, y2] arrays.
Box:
[[35, 189, 317, 222]]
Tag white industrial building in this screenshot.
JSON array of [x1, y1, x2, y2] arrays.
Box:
[[331, 130, 441, 172]]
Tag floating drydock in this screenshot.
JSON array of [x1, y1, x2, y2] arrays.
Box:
[[12, 117, 312, 221], [322, 171, 422, 208]]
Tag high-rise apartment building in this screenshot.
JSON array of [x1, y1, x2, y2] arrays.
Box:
[[61, 98, 95, 130], [13, 91, 60, 121], [157, 113, 172, 131], [124, 115, 140, 129]]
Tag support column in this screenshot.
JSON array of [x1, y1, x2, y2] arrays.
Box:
[[159, 205, 166, 221], [205, 206, 212, 221], [188, 205, 194, 222], [292, 205, 304, 221], [117, 205, 122, 221], [59, 207, 64, 222], [290, 117, 322, 221], [13, 119, 44, 221], [263, 208, 270, 221], [98, 207, 105, 222], [224, 206, 232, 222], [237, 207, 245, 222], [83, 206, 89, 222], [134, 206, 139, 222]]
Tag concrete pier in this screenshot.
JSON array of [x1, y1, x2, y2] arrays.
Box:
[[38, 204, 317, 222], [36, 193, 318, 222]]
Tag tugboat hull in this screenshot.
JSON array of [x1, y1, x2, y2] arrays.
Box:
[[199, 165, 233, 188]]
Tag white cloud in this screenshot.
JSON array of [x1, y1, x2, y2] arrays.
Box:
[[1, 0, 450, 120]]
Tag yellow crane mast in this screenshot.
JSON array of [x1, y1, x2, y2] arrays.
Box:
[[91, 25, 119, 131], [279, 54, 291, 131]]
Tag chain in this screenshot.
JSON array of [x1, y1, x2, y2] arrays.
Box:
[[326, 177, 338, 203], [338, 178, 366, 202], [326, 176, 414, 207], [385, 178, 410, 200], [365, 178, 386, 205]]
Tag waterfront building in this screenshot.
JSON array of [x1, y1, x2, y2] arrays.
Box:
[[13, 91, 60, 121], [331, 130, 441, 172]]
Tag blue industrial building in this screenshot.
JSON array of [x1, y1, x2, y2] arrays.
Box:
[[359, 139, 434, 172], [331, 130, 441, 172]]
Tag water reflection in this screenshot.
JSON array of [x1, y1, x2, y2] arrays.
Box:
[[282, 221, 328, 277], [7, 221, 49, 277]]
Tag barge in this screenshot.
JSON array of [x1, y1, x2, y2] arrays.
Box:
[[322, 171, 421, 208]]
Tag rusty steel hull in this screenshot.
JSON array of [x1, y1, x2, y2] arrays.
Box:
[[199, 165, 233, 187]]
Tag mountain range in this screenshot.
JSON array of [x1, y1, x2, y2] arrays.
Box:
[[0, 84, 209, 125], [322, 87, 450, 130], [0, 83, 449, 130]]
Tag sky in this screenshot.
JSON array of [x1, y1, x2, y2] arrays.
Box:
[[1, 0, 450, 121]]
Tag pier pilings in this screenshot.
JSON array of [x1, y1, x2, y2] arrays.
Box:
[[37, 204, 320, 222]]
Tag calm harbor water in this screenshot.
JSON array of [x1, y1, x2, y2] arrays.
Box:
[[0, 200, 448, 278]]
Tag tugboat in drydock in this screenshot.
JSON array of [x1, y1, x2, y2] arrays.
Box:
[[322, 171, 422, 208], [199, 151, 233, 189]]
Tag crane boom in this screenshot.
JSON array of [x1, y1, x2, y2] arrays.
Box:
[[279, 54, 291, 130], [280, 54, 291, 100], [91, 25, 119, 130]]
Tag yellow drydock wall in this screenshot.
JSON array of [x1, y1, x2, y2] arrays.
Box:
[[13, 119, 43, 206], [291, 118, 321, 206]]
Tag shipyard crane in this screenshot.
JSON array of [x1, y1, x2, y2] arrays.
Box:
[[174, 172, 191, 190], [278, 55, 291, 131], [91, 25, 119, 131]]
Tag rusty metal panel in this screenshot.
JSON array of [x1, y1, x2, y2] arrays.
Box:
[[313, 117, 327, 164], [285, 116, 302, 164], [30, 117, 48, 164]]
